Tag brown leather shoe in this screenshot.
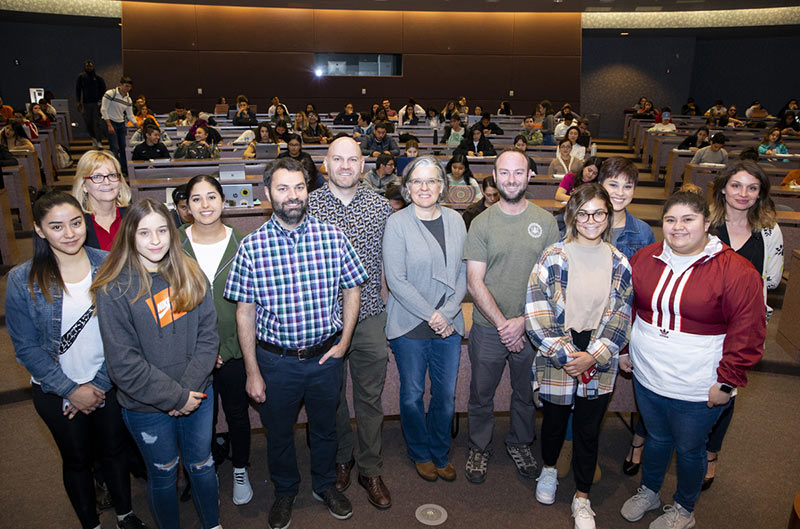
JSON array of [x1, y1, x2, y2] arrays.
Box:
[[335, 459, 355, 492], [415, 461, 438, 482], [436, 463, 457, 481], [358, 474, 392, 509]]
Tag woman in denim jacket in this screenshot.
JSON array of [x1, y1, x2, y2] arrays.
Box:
[[5, 191, 147, 529]]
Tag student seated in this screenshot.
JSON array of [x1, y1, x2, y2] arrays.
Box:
[[171, 184, 193, 227], [677, 126, 710, 151], [705, 100, 728, 119], [276, 133, 324, 191], [302, 111, 333, 144], [363, 153, 397, 193], [520, 115, 543, 145], [398, 104, 419, 126], [690, 133, 728, 165], [174, 125, 219, 159], [442, 115, 467, 146], [133, 104, 156, 128], [243, 122, 279, 159], [555, 156, 602, 202], [232, 95, 258, 126], [27, 103, 51, 129], [395, 140, 419, 176], [549, 138, 584, 179], [166, 102, 187, 126], [352, 113, 374, 140], [398, 98, 426, 121], [274, 120, 291, 143], [361, 122, 400, 157], [758, 127, 789, 160], [129, 117, 173, 148], [462, 176, 500, 230], [131, 123, 170, 161], [12, 108, 38, 139], [647, 108, 676, 133], [1, 121, 35, 151], [268, 96, 289, 116], [445, 153, 482, 200], [270, 104, 292, 126], [455, 128, 496, 157], [384, 183, 407, 212], [333, 103, 358, 126], [471, 112, 504, 135]]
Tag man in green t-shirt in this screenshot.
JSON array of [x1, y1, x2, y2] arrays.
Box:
[[462, 149, 560, 484]]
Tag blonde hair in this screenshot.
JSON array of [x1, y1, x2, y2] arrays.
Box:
[[72, 150, 132, 213], [91, 199, 206, 313]]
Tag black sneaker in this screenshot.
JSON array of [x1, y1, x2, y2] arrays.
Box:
[[506, 443, 538, 478], [117, 513, 150, 529], [465, 448, 490, 484], [312, 487, 353, 520], [269, 495, 296, 529]]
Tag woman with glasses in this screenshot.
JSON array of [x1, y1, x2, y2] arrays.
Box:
[[526, 183, 633, 529], [71, 150, 132, 251], [549, 138, 583, 179], [383, 155, 468, 483]]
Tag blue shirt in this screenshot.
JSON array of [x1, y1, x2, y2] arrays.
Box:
[[224, 214, 368, 348], [613, 210, 656, 260]]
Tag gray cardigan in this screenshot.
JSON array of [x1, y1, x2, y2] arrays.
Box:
[[383, 205, 468, 340]]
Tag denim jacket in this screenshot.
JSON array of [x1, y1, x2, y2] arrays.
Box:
[[615, 210, 655, 260], [5, 247, 110, 398]]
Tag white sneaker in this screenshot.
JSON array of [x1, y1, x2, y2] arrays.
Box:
[[571, 495, 596, 529], [621, 486, 661, 522], [649, 504, 696, 529], [232, 467, 253, 505], [535, 466, 558, 505]]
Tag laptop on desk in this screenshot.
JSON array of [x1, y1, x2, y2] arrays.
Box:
[[227, 109, 237, 120], [176, 125, 189, 139], [254, 143, 279, 159], [219, 164, 246, 182], [214, 103, 229, 116], [222, 184, 253, 208]]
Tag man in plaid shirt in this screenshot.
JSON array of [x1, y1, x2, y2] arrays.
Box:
[[225, 157, 368, 529]]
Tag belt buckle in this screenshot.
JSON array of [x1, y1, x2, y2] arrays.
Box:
[[296, 348, 307, 361]]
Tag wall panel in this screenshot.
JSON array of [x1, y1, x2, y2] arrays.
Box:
[[513, 13, 582, 56], [121, 2, 196, 50], [402, 12, 514, 55], [313, 10, 402, 53], [195, 6, 313, 52]]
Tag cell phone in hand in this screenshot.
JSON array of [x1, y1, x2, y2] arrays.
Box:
[[580, 367, 598, 384]]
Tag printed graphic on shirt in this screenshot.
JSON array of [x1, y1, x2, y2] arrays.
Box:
[[528, 222, 543, 239], [145, 287, 186, 328]]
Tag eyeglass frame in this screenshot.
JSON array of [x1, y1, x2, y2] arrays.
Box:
[[84, 173, 122, 184], [575, 209, 609, 223]]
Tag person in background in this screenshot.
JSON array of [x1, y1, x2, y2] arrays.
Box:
[[399, 105, 419, 126], [6, 191, 150, 529], [363, 154, 397, 193], [93, 199, 220, 529], [303, 111, 334, 144], [353, 113, 374, 140], [14, 107, 39, 139], [398, 99, 426, 120], [647, 109, 676, 133], [396, 139, 420, 176], [71, 150, 131, 251], [473, 105, 484, 117], [1, 121, 35, 152], [497, 101, 513, 115], [690, 133, 728, 165], [462, 176, 500, 230], [426, 107, 442, 129], [175, 125, 219, 160], [131, 123, 170, 161], [382, 99, 398, 119], [566, 126, 586, 161], [385, 183, 407, 212], [293, 111, 309, 135], [276, 134, 323, 191], [179, 175, 253, 506], [171, 185, 193, 227], [373, 108, 395, 133], [28, 102, 52, 129], [362, 122, 400, 157], [166, 102, 187, 127], [334, 103, 358, 126], [233, 95, 258, 127], [527, 183, 633, 529], [555, 156, 602, 203], [445, 152, 482, 200], [549, 139, 583, 179], [440, 100, 460, 123], [458, 96, 469, 116], [443, 115, 467, 147], [633, 97, 647, 112], [100, 75, 134, 176], [472, 113, 504, 136], [681, 98, 699, 116], [270, 105, 292, 127], [619, 191, 764, 529], [267, 96, 289, 117], [677, 126, 710, 152], [456, 128, 496, 157], [133, 104, 156, 129], [520, 115, 544, 146], [130, 117, 173, 149], [243, 122, 279, 159], [704, 100, 727, 119], [536, 100, 557, 146], [0, 95, 14, 124], [778, 111, 800, 136], [513, 135, 538, 176], [758, 127, 789, 160], [383, 155, 468, 483], [724, 106, 745, 127], [274, 121, 292, 142], [76, 60, 107, 148]]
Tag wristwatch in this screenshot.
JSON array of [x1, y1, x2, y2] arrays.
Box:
[[716, 382, 734, 394]]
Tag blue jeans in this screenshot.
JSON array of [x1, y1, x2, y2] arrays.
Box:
[[542, 133, 556, 146], [106, 119, 128, 175], [634, 378, 729, 512], [257, 347, 343, 496], [391, 334, 461, 468], [122, 387, 219, 529]]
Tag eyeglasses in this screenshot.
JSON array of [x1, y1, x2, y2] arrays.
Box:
[[85, 173, 121, 184], [408, 178, 442, 188], [576, 210, 608, 223]]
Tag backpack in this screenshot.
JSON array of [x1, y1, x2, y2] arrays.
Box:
[[55, 143, 72, 170]]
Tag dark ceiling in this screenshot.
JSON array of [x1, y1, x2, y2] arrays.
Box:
[[133, 0, 800, 12]]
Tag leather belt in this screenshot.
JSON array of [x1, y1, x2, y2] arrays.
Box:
[[258, 332, 340, 361]]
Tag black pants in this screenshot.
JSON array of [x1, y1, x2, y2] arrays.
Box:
[[32, 384, 132, 529], [541, 393, 610, 494], [213, 357, 251, 468]]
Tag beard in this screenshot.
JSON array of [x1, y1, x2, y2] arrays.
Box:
[[498, 183, 525, 203], [273, 198, 307, 225]]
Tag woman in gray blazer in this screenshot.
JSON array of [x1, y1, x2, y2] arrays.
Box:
[[382, 155, 468, 483]]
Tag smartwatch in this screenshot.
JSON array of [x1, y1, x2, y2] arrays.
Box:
[[716, 382, 734, 394]]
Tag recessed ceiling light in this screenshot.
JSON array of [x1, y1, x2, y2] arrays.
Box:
[[620, 32, 630, 35]]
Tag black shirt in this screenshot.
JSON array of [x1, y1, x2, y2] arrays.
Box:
[[716, 223, 764, 275], [132, 142, 170, 161]]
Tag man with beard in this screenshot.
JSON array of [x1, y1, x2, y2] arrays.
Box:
[[76, 60, 107, 148], [225, 157, 368, 529], [308, 137, 395, 510], [462, 149, 560, 484]]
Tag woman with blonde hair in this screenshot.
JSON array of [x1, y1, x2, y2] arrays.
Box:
[[92, 198, 220, 529], [71, 149, 132, 250]]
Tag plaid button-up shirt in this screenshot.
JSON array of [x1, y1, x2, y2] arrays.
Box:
[[524, 241, 633, 405], [224, 214, 368, 349]]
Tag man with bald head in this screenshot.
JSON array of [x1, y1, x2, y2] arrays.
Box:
[[308, 136, 395, 509]]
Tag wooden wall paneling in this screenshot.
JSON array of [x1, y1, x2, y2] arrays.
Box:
[[510, 56, 581, 106], [402, 11, 514, 55], [313, 10, 402, 53], [195, 6, 314, 52], [401, 54, 513, 101], [512, 13, 581, 56], [121, 2, 198, 51], [122, 50, 201, 101]]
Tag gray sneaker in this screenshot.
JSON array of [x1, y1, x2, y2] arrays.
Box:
[[621, 486, 661, 522], [506, 443, 538, 478], [649, 504, 696, 529], [465, 449, 490, 484]]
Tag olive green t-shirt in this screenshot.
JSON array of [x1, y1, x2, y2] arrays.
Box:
[[463, 202, 560, 328]]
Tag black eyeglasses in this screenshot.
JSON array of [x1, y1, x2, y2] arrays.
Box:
[[576, 210, 608, 223], [85, 173, 121, 184]]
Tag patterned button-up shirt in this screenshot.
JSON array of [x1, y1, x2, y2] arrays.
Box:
[[224, 214, 368, 349], [308, 182, 393, 322]]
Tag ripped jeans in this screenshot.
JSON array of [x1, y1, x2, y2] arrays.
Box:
[[122, 387, 219, 529]]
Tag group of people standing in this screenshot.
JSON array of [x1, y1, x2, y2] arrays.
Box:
[[8, 134, 776, 529]]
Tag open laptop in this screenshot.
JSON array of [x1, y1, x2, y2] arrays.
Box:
[[222, 184, 253, 208], [214, 103, 229, 115], [219, 163, 246, 182], [254, 143, 279, 159], [227, 109, 237, 120], [175, 125, 189, 140]]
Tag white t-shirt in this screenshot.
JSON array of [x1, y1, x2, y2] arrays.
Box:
[[188, 225, 232, 287], [60, 270, 104, 384]]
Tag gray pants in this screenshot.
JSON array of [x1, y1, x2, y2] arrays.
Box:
[[335, 311, 389, 477], [81, 102, 104, 141], [467, 323, 536, 452]]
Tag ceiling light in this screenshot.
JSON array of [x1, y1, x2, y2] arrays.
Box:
[[314, 68, 323, 77], [620, 32, 630, 35]]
